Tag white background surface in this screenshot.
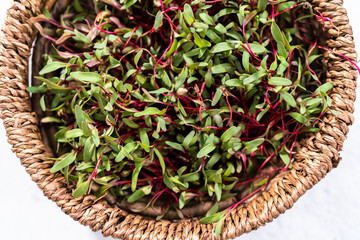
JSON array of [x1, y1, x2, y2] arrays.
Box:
[[0, 1, 359, 239]]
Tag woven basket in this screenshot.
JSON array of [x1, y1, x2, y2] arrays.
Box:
[[0, 0, 357, 239]]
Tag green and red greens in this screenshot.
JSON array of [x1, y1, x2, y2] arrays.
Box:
[[29, 0, 335, 233]]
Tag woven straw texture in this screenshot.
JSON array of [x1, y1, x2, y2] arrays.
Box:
[[0, 0, 357, 239]]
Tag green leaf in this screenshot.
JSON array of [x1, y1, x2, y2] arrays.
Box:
[[242, 51, 250, 72], [206, 153, 221, 168], [279, 91, 297, 107], [211, 64, 234, 74], [211, 88, 223, 106], [127, 185, 152, 203], [175, 67, 188, 90], [123, 69, 137, 81], [73, 29, 91, 43], [289, 112, 306, 124], [257, 178, 268, 187], [308, 54, 322, 65], [215, 182, 222, 201], [183, 130, 196, 149], [122, 118, 140, 128], [73, 0, 84, 12], [40, 117, 62, 123], [123, 0, 137, 8], [139, 129, 150, 146], [194, 33, 205, 48], [199, 12, 214, 25], [170, 176, 187, 189], [165, 141, 185, 152], [40, 95, 46, 111], [261, 55, 269, 69], [72, 181, 90, 198], [179, 11, 190, 33], [177, 99, 187, 117], [134, 107, 162, 117], [163, 172, 177, 191], [244, 138, 264, 154], [74, 105, 85, 125], [305, 97, 322, 107], [154, 11, 163, 30], [206, 202, 219, 217], [225, 79, 242, 87], [183, 4, 195, 25], [211, 42, 233, 53], [316, 82, 333, 93], [206, 30, 222, 44], [35, 77, 66, 90], [39, 62, 67, 75], [92, 128, 100, 147], [92, 176, 113, 185], [65, 129, 83, 139], [199, 211, 225, 224], [279, 152, 291, 166], [154, 148, 166, 174], [54, 127, 67, 143], [224, 162, 235, 177], [268, 77, 292, 86], [179, 192, 186, 209], [271, 21, 284, 44], [177, 166, 187, 176], [257, 0, 267, 11], [116, 142, 135, 162], [278, 1, 296, 12], [205, 71, 213, 87], [247, 43, 267, 54], [134, 49, 143, 67], [84, 137, 94, 162], [214, 8, 238, 21], [138, 141, 151, 149], [70, 72, 103, 83], [215, 23, 227, 34], [26, 85, 47, 93], [277, 41, 288, 58], [50, 151, 76, 173], [215, 217, 225, 236], [165, 38, 178, 58], [243, 71, 266, 85], [197, 144, 216, 158], [180, 172, 200, 182], [131, 161, 145, 191], [256, 105, 270, 122], [221, 126, 241, 142]]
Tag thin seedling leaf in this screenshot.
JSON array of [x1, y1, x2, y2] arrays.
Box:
[[128, 185, 152, 202], [154, 11, 163, 30], [72, 181, 90, 198], [197, 144, 216, 158], [183, 4, 195, 25], [71, 72, 103, 83], [199, 211, 225, 224], [268, 77, 292, 86], [279, 91, 297, 107], [39, 62, 67, 75], [50, 151, 77, 173]]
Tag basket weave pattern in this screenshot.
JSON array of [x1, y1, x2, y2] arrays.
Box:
[[0, 0, 357, 239]]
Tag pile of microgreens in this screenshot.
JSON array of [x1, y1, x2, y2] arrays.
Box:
[[28, 0, 335, 234]]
